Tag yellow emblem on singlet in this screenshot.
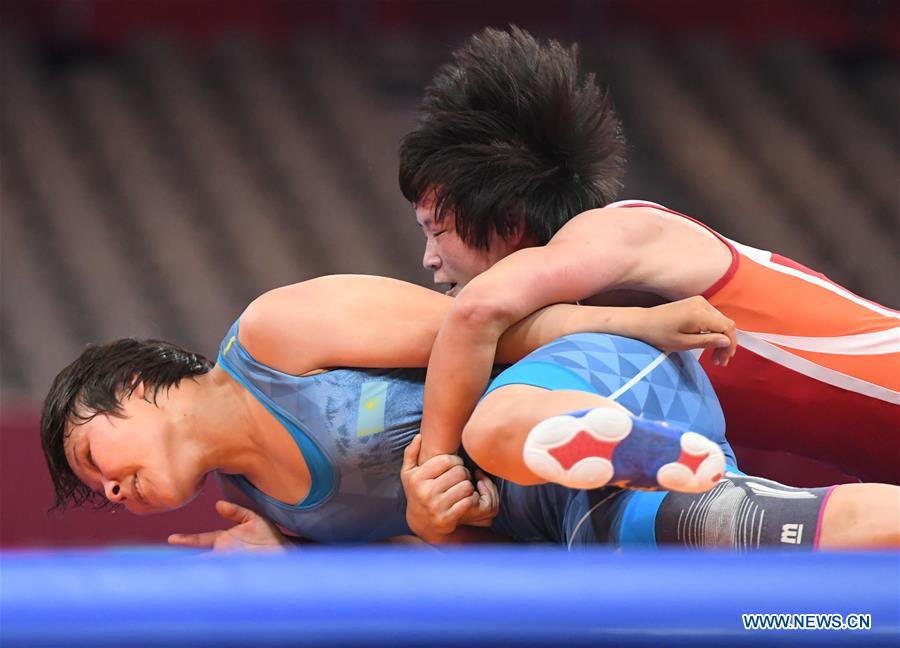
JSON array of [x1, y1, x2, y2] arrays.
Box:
[[356, 381, 388, 436]]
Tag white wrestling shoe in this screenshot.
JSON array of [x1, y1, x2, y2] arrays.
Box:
[[522, 407, 725, 493]]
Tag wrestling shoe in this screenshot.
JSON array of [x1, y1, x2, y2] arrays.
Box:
[[522, 407, 724, 492]]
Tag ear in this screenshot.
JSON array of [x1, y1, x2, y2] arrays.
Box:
[[505, 211, 538, 250], [131, 380, 146, 400]]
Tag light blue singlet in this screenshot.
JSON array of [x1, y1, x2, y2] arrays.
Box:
[[217, 323, 734, 547]]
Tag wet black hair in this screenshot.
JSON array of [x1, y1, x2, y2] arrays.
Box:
[[40, 338, 212, 510]]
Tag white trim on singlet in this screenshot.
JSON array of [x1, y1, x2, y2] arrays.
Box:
[[606, 199, 669, 210], [744, 328, 900, 356], [567, 489, 621, 550], [727, 239, 771, 263], [565, 344, 671, 549], [734, 243, 900, 320], [606, 350, 670, 402], [736, 331, 900, 405]]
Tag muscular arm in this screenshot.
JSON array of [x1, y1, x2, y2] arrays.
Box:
[[417, 207, 733, 461], [237, 273, 676, 374]]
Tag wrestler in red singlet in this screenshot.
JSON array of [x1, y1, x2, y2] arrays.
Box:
[[610, 200, 899, 484]]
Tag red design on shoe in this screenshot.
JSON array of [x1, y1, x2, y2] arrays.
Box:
[[677, 448, 709, 474], [548, 430, 619, 470]]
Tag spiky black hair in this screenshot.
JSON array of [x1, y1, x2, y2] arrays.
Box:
[[400, 26, 626, 248]]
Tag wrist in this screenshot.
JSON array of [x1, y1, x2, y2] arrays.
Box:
[[606, 306, 644, 338]]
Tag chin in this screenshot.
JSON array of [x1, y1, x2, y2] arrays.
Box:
[[137, 474, 208, 514], [170, 472, 210, 509]]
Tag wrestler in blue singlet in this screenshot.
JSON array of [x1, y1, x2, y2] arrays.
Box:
[[216, 320, 422, 543], [216, 321, 735, 547]]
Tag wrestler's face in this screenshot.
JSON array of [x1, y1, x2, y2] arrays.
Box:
[[64, 383, 204, 514], [415, 194, 525, 296]]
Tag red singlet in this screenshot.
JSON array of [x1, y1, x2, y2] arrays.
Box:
[[609, 200, 899, 483]]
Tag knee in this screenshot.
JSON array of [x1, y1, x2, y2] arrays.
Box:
[[462, 418, 521, 478], [461, 418, 498, 474]]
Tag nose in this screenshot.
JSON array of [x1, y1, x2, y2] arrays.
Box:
[[103, 479, 126, 503], [422, 238, 441, 271]]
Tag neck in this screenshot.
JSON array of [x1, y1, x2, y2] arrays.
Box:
[[179, 367, 312, 503], [174, 367, 269, 479]]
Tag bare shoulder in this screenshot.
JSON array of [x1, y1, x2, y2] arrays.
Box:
[[549, 207, 731, 297], [551, 206, 668, 244], [237, 277, 338, 373], [555, 205, 727, 249], [237, 275, 449, 374]]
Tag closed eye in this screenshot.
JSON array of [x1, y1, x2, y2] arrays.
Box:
[[79, 446, 103, 492], [84, 447, 101, 482]]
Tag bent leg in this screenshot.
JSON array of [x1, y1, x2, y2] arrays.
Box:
[[465, 384, 724, 491], [464, 385, 622, 485]]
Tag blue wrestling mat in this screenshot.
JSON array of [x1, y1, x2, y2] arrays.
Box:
[[1, 547, 898, 647]]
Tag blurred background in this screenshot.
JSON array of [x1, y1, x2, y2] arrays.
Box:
[[1, 0, 897, 547]]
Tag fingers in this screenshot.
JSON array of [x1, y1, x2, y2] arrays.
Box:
[[445, 494, 478, 523], [686, 297, 733, 331], [713, 314, 738, 361], [429, 464, 473, 493], [689, 333, 732, 349], [407, 465, 477, 533], [475, 470, 499, 511], [168, 530, 221, 548], [704, 312, 737, 350], [698, 308, 736, 363], [401, 434, 423, 472], [215, 500, 257, 524], [457, 470, 500, 526], [418, 475, 475, 518], [696, 311, 735, 336], [409, 452, 467, 482], [442, 476, 476, 503], [683, 335, 733, 366], [408, 479, 477, 537], [711, 346, 731, 367], [688, 303, 737, 366]]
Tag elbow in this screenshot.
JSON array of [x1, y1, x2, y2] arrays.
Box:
[[448, 286, 519, 335]]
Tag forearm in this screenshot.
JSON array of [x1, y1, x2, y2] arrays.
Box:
[[419, 309, 506, 461], [495, 303, 645, 362]]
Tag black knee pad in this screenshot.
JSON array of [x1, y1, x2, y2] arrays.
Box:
[[655, 472, 834, 550]]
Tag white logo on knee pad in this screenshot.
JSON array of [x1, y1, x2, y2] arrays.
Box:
[[780, 523, 804, 544]]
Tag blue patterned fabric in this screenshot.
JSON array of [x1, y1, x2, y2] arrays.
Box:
[[486, 333, 732, 462], [487, 334, 734, 548], [216, 320, 424, 543]]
